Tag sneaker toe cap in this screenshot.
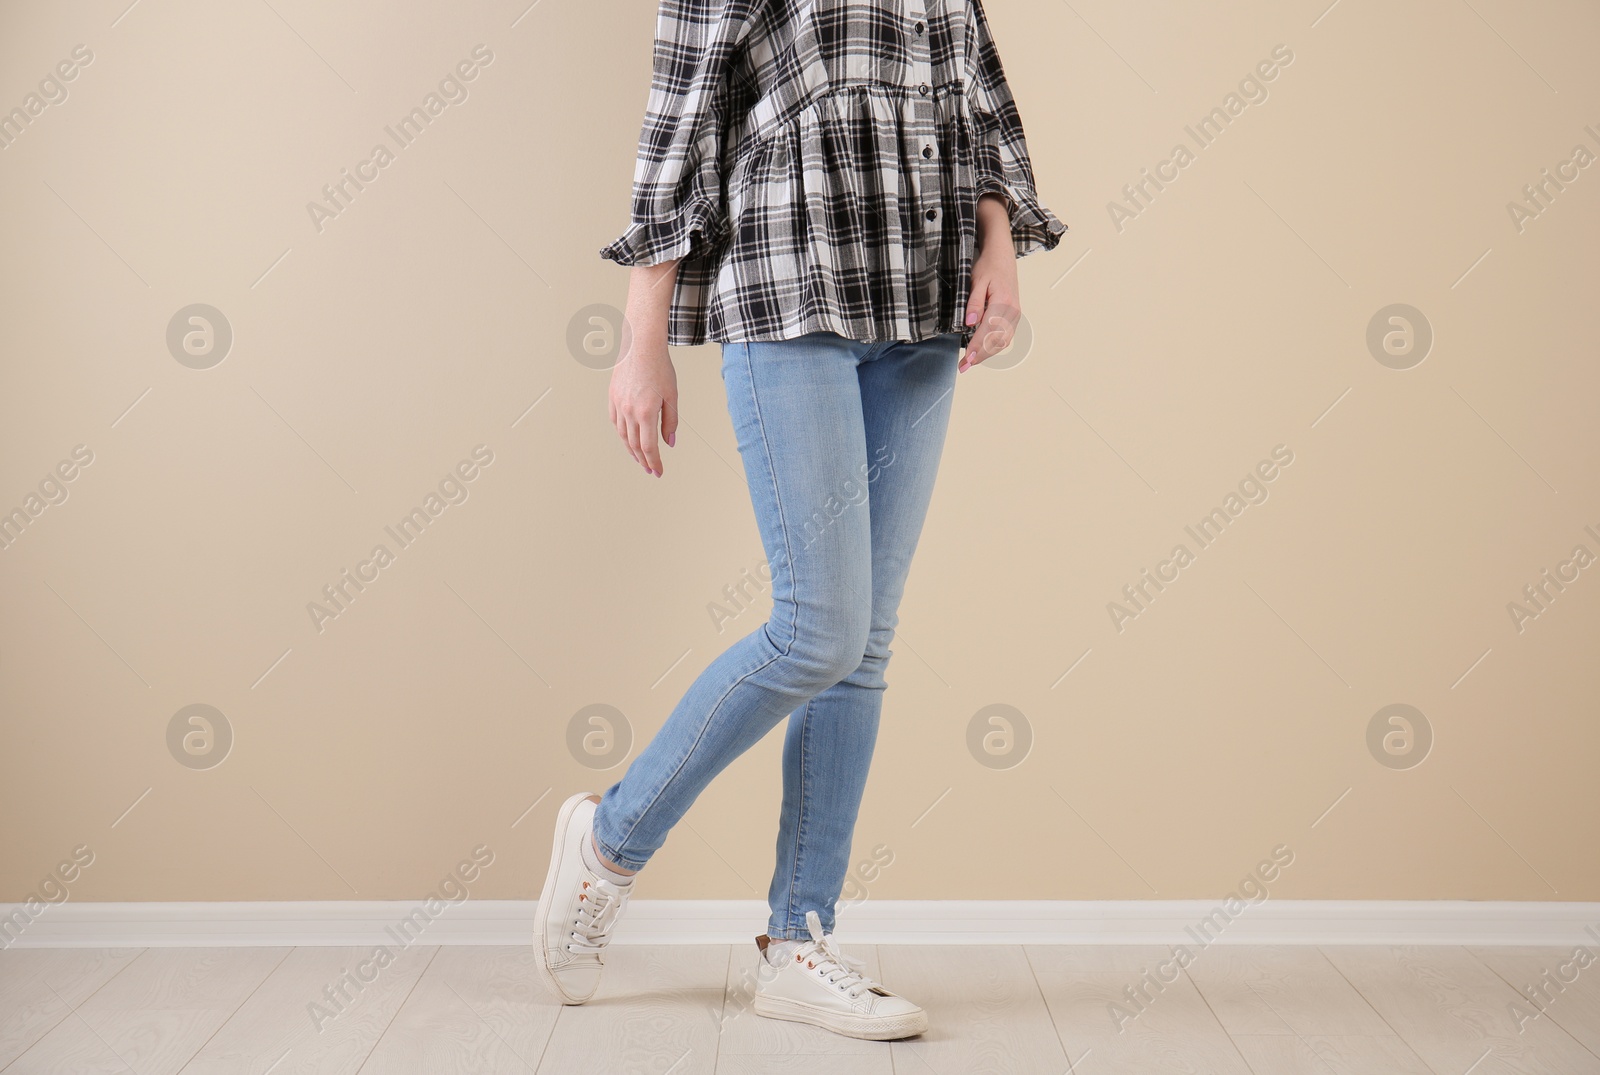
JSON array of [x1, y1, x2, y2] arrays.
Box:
[[544, 951, 604, 1003], [873, 994, 927, 1023]]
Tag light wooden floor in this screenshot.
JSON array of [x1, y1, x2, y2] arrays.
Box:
[[2, 943, 1596, 1073]]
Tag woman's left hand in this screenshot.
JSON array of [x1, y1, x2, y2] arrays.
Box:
[[961, 193, 1020, 373]]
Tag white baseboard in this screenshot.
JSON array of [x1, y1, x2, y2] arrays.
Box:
[[4, 900, 1597, 949]]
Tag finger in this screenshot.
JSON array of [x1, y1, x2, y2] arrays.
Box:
[[626, 413, 651, 474], [976, 315, 1012, 370], [660, 394, 678, 452], [614, 410, 639, 468], [639, 410, 662, 477], [961, 297, 991, 372], [965, 316, 1003, 371], [615, 404, 639, 468], [963, 279, 988, 333], [960, 332, 983, 372], [974, 295, 1021, 369]]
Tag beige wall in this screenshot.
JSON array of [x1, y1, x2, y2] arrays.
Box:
[[2, 0, 1596, 911]]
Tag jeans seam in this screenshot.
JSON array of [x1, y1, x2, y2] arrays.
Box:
[[742, 339, 800, 655], [784, 696, 813, 935], [748, 332, 807, 937]]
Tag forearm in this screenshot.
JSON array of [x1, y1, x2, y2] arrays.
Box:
[[625, 259, 681, 345], [976, 192, 1014, 259]]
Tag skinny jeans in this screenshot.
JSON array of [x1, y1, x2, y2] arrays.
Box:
[[591, 329, 960, 939]]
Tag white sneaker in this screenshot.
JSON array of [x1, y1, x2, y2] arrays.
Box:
[[532, 791, 634, 1004], [752, 910, 928, 1040]]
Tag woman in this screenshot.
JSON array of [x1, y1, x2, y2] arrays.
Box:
[[535, 0, 1065, 1040]]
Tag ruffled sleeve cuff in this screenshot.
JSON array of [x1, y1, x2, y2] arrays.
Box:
[[975, 176, 1067, 259], [598, 193, 730, 267]]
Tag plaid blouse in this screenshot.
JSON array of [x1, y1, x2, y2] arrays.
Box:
[[598, 0, 1067, 346]]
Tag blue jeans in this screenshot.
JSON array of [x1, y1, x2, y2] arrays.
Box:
[[590, 329, 961, 940]]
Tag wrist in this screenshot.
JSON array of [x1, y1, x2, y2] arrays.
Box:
[[976, 192, 1014, 258]]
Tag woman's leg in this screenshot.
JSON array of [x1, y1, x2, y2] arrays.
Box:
[[589, 330, 880, 873], [765, 332, 961, 940]]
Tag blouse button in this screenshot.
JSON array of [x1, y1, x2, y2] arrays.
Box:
[[918, 82, 930, 95], [914, 20, 925, 34], [925, 208, 938, 221], [922, 145, 933, 158]]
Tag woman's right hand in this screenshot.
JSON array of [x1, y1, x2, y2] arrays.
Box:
[[609, 260, 682, 477], [610, 328, 677, 478]]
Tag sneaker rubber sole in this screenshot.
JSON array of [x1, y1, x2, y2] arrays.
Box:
[[752, 991, 929, 1040]]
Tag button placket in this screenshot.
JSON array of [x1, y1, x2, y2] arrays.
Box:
[[907, 0, 940, 331]]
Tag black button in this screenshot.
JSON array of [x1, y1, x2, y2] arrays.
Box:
[[925, 208, 938, 221], [922, 145, 933, 158], [914, 20, 925, 33], [918, 82, 930, 95]]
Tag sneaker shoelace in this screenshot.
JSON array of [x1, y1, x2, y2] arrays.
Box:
[[567, 876, 630, 955], [792, 909, 881, 1000]]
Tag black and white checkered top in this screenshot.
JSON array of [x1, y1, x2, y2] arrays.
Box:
[[598, 0, 1067, 346]]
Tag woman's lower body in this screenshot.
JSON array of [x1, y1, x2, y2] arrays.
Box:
[[590, 328, 961, 940]]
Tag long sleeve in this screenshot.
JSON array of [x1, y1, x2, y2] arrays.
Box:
[[966, 0, 1067, 258], [598, 0, 762, 268]]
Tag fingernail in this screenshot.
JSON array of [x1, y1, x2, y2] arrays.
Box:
[[666, 432, 675, 447]]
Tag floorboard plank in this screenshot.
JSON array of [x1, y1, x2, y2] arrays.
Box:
[[1186, 946, 1398, 1037], [360, 946, 560, 1074], [884, 945, 1070, 1074], [0, 948, 144, 1069], [714, 1055, 891, 1074], [179, 945, 439, 1075], [1229, 1033, 1437, 1075], [1322, 945, 1600, 1075], [1468, 946, 1600, 1057], [533, 944, 728, 1075], [1026, 945, 1253, 1075], [3, 947, 286, 1075]]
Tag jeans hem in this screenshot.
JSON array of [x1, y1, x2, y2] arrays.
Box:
[[589, 826, 649, 874], [764, 927, 814, 941]]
